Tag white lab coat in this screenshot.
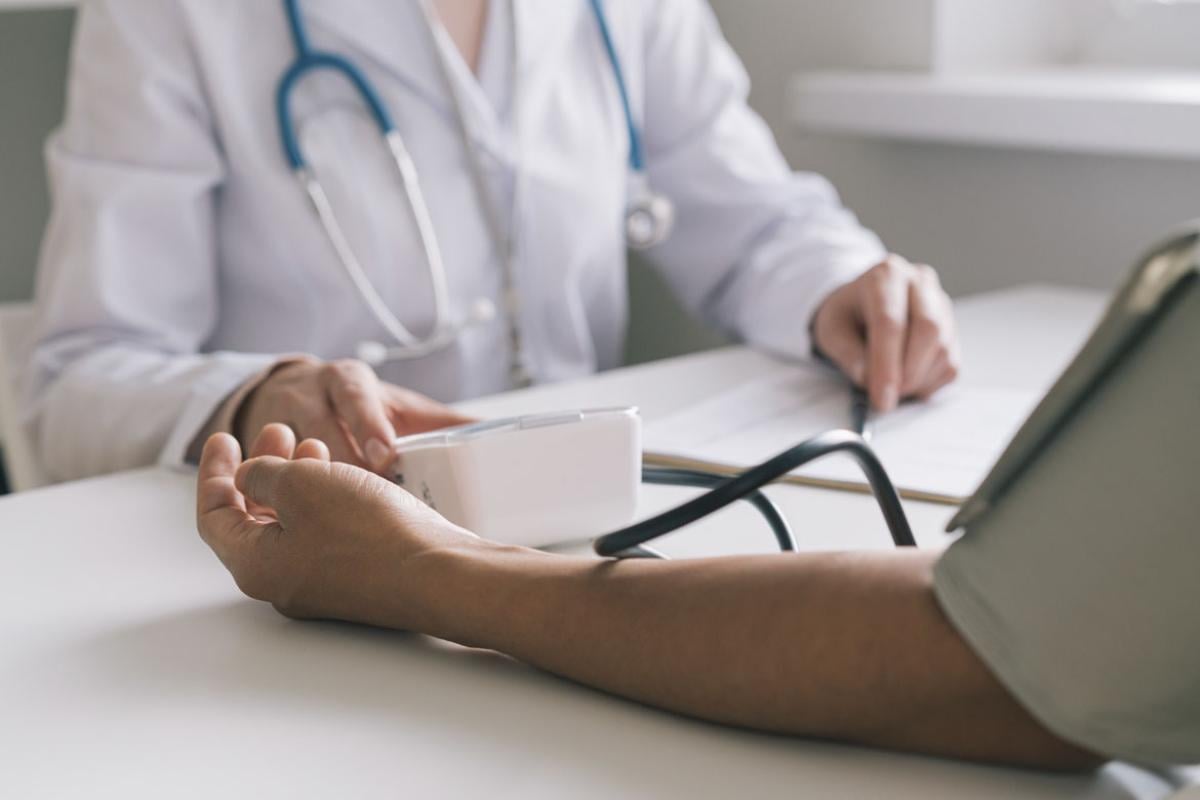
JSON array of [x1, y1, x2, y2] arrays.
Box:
[[23, 0, 885, 482]]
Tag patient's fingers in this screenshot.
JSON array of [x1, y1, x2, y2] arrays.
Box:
[[245, 424, 301, 520], [235, 457, 293, 512], [197, 434, 258, 554], [295, 438, 331, 462]]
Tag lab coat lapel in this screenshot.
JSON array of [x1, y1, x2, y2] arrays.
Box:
[[302, 0, 451, 115], [300, 1, 587, 155], [512, 0, 581, 101]]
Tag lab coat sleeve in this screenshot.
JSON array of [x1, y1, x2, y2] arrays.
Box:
[[639, 0, 886, 360], [20, 0, 277, 482]]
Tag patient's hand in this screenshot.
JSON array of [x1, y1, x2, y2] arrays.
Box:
[[196, 424, 481, 627]]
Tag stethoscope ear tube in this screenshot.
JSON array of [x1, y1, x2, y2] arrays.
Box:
[[595, 430, 916, 559]]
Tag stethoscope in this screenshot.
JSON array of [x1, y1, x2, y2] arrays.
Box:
[[275, 0, 675, 381]]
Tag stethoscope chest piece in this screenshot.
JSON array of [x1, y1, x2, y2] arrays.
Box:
[[626, 186, 675, 251]]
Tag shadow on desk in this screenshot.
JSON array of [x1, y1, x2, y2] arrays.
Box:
[[32, 600, 1142, 799]]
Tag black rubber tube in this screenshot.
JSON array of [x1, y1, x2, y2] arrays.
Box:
[[596, 430, 915, 558], [641, 467, 796, 552]]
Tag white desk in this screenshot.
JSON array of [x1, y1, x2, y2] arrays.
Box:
[[1, 286, 1191, 799]]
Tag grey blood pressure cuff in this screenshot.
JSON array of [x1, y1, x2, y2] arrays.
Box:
[[934, 531, 1200, 767], [931, 267, 1200, 767]]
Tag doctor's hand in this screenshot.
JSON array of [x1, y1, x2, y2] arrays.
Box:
[[234, 358, 474, 475], [812, 255, 960, 412], [197, 424, 481, 627]]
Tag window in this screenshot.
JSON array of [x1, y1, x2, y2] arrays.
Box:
[[1084, 0, 1200, 70], [791, 0, 1200, 159], [932, 0, 1200, 73]]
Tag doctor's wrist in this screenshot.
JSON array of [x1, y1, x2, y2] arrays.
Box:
[[231, 357, 320, 447], [185, 357, 311, 464]]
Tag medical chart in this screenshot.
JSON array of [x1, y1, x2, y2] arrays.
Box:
[[642, 369, 1042, 504]]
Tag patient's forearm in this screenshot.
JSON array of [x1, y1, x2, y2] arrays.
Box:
[[413, 546, 1100, 770]]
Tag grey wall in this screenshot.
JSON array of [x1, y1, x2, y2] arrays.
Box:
[[0, 9, 73, 303], [706, 0, 1200, 300]]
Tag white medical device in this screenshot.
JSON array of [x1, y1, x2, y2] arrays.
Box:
[[392, 407, 642, 548]]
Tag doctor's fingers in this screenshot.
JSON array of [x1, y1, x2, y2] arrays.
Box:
[[900, 267, 960, 399], [861, 258, 912, 412], [320, 360, 398, 473], [249, 423, 298, 460], [812, 319, 867, 389], [295, 437, 332, 462], [383, 384, 476, 435]]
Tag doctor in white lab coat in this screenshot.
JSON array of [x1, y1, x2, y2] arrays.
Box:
[[23, 0, 958, 482]]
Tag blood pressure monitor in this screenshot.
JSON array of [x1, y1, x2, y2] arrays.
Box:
[[392, 408, 642, 548]]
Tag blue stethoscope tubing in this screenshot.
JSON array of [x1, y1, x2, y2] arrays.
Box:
[[277, 0, 646, 175], [586, 0, 645, 173], [277, 0, 398, 172], [274, 0, 673, 367]]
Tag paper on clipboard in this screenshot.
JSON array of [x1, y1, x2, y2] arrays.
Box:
[[642, 367, 1042, 505]]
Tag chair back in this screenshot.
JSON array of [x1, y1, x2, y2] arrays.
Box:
[[0, 303, 46, 492]]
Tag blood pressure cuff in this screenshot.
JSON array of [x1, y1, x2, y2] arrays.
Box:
[[934, 528, 1200, 767], [932, 278, 1200, 767]]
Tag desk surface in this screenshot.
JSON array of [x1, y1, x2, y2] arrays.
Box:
[[1, 286, 1190, 799]]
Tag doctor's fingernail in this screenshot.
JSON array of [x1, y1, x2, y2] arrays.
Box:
[[851, 361, 866, 385], [366, 439, 391, 470], [880, 386, 899, 411]]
